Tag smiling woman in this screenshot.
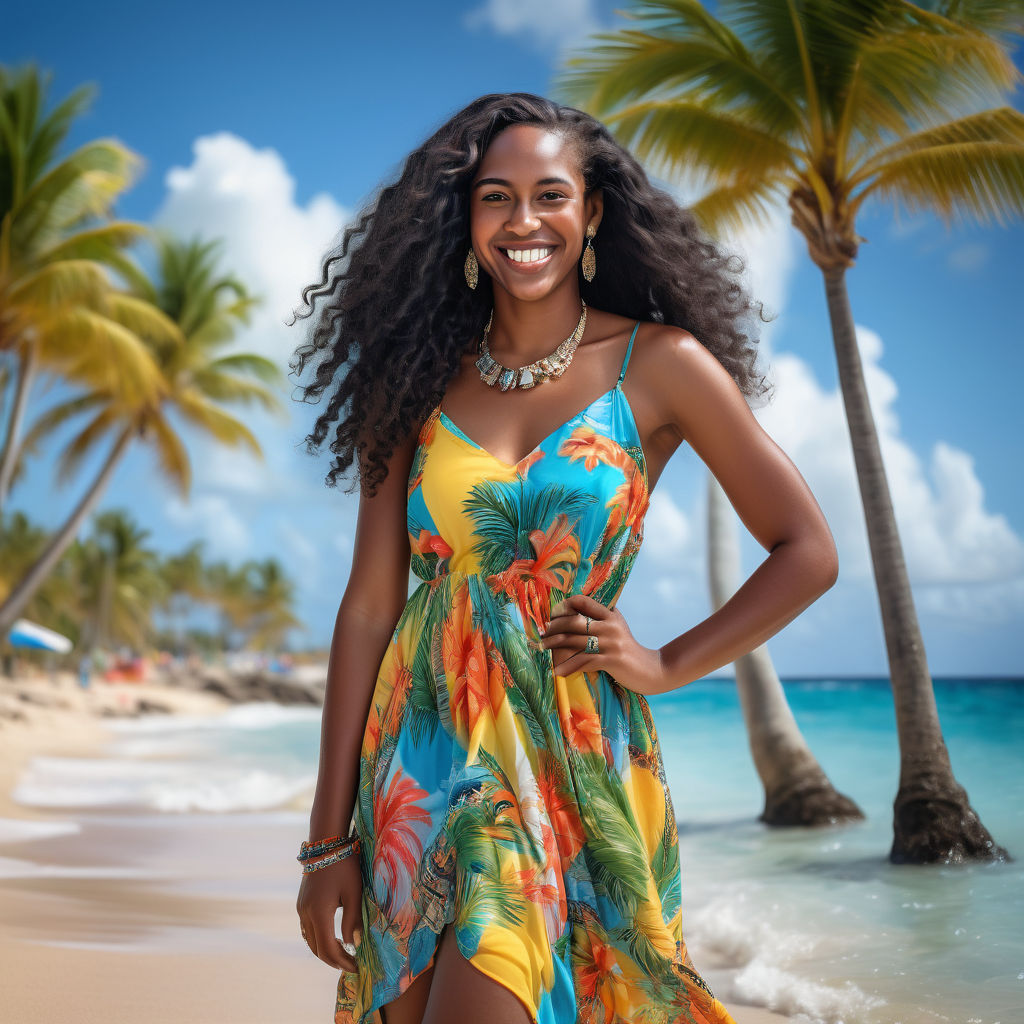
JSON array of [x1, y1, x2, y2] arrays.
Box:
[[287, 92, 836, 1024]]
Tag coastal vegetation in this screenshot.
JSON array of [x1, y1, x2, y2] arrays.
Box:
[[556, 0, 1023, 863], [0, 63, 295, 659]]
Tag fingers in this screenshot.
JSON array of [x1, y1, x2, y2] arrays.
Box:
[[315, 908, 357, 972], [297, 902, 358, 972], [545, 593, 609, 635], [340, 897, 363, 963]]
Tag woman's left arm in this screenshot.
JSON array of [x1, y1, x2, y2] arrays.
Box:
[[651, 328, 839, 693], [541, 328, 839, 696]]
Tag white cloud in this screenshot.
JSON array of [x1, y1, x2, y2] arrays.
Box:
[[148, 130, 358, 553], [752, 326, 1024, 598], [165, 494, 251, 557], [643, 489, 693, 561], [154, 132, 351, 363], [464, 0, 601, 52]]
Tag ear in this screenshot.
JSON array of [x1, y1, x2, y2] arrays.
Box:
[[585, 187, 604, 234]]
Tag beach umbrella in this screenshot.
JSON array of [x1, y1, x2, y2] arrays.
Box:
[[6, 618, 74, 653]]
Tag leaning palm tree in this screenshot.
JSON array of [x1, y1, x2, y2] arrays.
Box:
[[0, 63, 171, 511], [555, 0, 1022, 862], [708, 475, 863, 825], [0, 232, 287, 637]]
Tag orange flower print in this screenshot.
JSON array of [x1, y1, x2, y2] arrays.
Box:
[[372, 765, 431, 920], [564, 704, 604, 757], [517, 448, 545, 474], [577, 932, 621, 1005], [381, 668, 412, 739], [380, 636, 413, 738], [411, 528, 453, 560], [515, 863, 561, 907], [442, 581, 507, 738], [609, 469, 649, 530], [362, 700, 381, 756], [581, 558, 613, 598], [536, 752, 586, 866], [487, 513, 580, 636], [560, 427, 632, 474]]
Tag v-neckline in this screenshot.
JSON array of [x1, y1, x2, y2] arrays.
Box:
[[435, 382, 634, 470]]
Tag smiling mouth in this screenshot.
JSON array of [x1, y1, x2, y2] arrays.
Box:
[[498, 246, 556, 268]]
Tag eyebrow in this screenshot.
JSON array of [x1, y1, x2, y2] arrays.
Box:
[[472, 176, 574, 189]]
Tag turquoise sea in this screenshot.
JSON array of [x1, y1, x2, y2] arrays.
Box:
[[8, 676, 1022, 1024]]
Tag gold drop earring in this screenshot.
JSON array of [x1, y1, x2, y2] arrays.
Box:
[[581, 224, 597, 282], [464, 246, 479, 290]]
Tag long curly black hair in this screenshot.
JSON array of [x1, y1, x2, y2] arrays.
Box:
[[288, 92, 772, 497]]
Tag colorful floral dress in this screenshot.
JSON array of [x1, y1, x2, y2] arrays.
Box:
[[335, 321, 736, 1024]]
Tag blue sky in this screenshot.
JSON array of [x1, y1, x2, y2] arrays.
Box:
[[5, 0, 1024, 675]]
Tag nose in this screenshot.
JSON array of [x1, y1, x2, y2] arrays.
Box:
[[504, 198, 541, 235]]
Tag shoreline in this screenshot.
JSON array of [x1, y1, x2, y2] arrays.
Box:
[[0, 670, 790, 1023]]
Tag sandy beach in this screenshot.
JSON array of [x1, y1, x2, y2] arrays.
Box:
[[0, 669, 790, 1024]]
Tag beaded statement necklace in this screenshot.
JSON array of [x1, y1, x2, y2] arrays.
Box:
[[474, 300, 587, 391]]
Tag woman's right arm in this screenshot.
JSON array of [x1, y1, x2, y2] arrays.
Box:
[[297, 420, 418, 971], [309, 425, 417, 843]]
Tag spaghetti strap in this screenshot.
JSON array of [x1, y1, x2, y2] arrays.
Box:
[[616, 320, 641, 387]]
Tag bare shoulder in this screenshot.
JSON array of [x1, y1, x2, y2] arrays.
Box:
[[629, 322, 733, 446]]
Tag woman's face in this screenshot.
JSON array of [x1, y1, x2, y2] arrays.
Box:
[[468, 124, 602, 301]]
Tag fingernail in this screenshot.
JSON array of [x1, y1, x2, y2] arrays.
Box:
[[354, 928, 362, 948]]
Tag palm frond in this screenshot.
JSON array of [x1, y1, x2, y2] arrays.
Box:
[[19, 391, 106, 450], [603, 97, 796, 185], [37, 307, 164, 400], [686, 173, 787, 238], [104, 291, 188, 348], [53, 406, 123, 484], [173, 389, 264, 454], [6, 258, 111, 309], [852, 137, 1024, 227], [40, 222, 153, 268], [144, 411, 192, 497]]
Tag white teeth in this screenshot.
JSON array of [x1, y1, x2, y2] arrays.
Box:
[[504, 247, 552, 264]]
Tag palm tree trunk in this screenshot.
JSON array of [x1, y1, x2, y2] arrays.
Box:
[[0, 424, 135, 638], [822, 266, 1009, 864], [707, 472, 863, 826], [0, 336, 38, 513]]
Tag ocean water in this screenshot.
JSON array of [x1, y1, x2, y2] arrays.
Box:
[[7, 677, 1022, 1024]]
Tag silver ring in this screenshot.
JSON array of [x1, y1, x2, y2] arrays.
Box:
[[585, 634, 599, 654], [341, 940, 358, 957], [584, 616, 592, 634]]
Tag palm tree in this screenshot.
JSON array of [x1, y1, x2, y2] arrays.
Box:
[[0, 63, 172, 511], [708, 476, 863, 825], [555, 0, 1021, 862], [71, 509, 167, 656], [203, 558, 252, 653], [160, 540, 207, 657], [244, 557, 302, 651], [0, 509, 58, 624], [0, 232, 287, 637]]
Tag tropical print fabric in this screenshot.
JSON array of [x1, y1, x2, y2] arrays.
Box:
[[335, 322, 737, 1024]]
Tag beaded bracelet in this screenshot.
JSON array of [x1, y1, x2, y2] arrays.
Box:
[[298, 831, 359, 863], [301, 837, 361, 874]]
